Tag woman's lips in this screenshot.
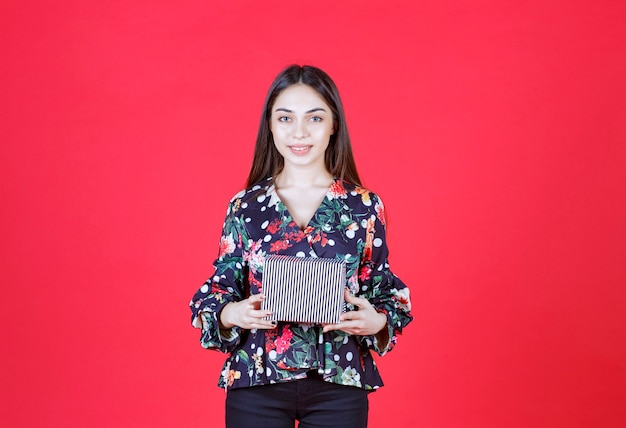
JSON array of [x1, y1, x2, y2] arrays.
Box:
[[288, 145, 312, 155]]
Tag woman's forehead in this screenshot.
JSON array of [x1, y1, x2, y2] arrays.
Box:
[[273, 84, 330, 112]]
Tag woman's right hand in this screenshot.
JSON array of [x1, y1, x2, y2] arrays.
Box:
[[219, 294, 276, 330]]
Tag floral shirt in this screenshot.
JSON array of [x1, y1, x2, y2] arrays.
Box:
[[189, 178, 413, 391]]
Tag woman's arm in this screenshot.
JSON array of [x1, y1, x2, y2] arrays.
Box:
[[189, 198, 251, 353], [331, 193, 413, 355]]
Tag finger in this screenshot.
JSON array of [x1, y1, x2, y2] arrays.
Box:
[[251, 320, 277, 330], [248, 293, 265, 303], [322, 323, 341, 333], [324, 323, 362, 335], [340, 312, 362, 322], [250, 308, 272, 319], [343, 289, 368, 308], [241, 315, 276, 329], [325, 316, 360, 330], [247, 293, 266, 309]]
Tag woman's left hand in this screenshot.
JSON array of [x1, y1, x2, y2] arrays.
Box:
[[322, 289, 388, 335]]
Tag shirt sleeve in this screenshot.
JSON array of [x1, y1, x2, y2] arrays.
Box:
[[189, 197, 248, 353], [356, 194, 413, 355]]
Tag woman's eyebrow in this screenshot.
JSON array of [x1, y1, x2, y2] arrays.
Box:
[[274, 107, 328, 113]]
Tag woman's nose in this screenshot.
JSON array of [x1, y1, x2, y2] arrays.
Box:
[[293, 119, 308, 138]]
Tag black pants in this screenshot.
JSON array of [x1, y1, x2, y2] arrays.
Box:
[[225, 373, 369, 428]]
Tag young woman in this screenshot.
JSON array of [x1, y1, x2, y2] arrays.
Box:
[[190, 65, 413, 428]]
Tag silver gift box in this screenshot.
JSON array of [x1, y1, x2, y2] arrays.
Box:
[[261, 255, 346, 324]]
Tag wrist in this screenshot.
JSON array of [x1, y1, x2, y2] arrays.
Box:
[[219, 303, 235, 329], [375, 312, 387, 333], [374, 312, 390, 346]]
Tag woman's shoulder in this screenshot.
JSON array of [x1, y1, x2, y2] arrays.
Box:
[[338, 180, 384, 206], [332, 180, 386, 225], [227, 178, 274, 206]]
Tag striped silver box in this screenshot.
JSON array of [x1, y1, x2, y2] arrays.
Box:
[[261, 255, 346, 324]]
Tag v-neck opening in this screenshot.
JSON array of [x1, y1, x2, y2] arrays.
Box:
[[270, 178, 336, 233]]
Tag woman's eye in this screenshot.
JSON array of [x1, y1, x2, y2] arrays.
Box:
[[309, 116, 322, 122], [278, 116, 291, 122]]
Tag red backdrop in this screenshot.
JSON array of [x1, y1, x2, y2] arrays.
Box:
[[2, 1, 625, 427]]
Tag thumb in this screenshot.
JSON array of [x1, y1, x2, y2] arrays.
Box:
[[248, 293, 265, 308], [344, 288, 360, 305]]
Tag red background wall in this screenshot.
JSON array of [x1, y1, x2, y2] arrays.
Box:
[[2, 1, 625, 427]]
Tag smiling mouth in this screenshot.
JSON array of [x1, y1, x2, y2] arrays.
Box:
[[289, 145, 312, 154]]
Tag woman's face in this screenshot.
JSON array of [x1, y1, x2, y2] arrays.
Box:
[[270, 84, 334, 172]]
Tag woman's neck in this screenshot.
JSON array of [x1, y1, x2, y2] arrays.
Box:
[[275, 165, 333, 189]]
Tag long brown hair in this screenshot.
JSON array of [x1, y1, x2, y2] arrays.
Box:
[[246, 65, 361, 187]]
